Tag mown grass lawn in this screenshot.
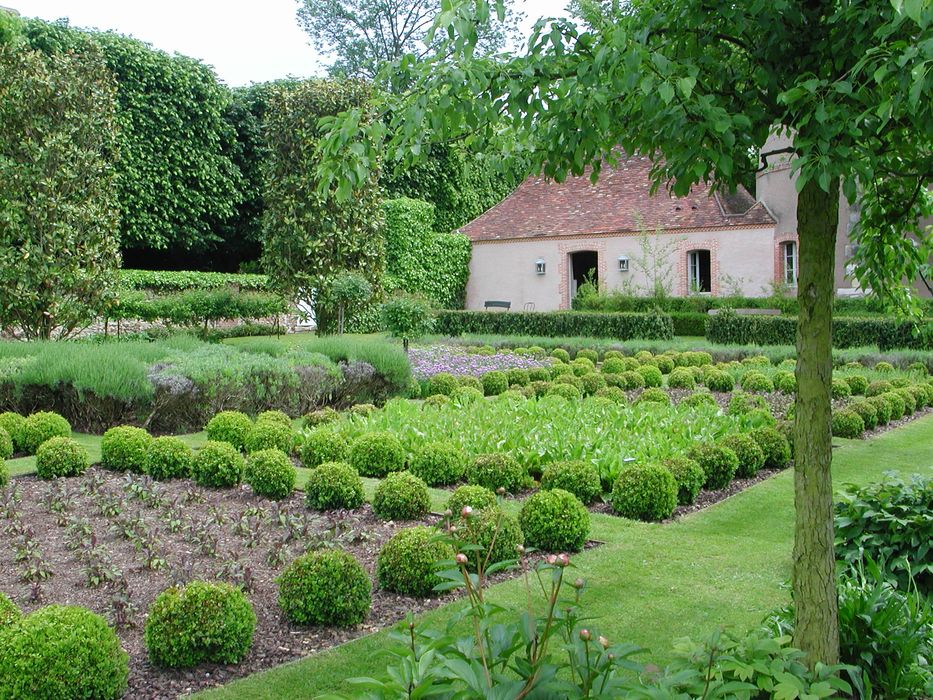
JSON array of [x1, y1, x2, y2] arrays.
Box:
[[194, 414, 933, 700]]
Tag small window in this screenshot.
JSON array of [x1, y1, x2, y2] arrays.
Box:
[[687, 250, 711, 293], [782, 241, 798, 286]]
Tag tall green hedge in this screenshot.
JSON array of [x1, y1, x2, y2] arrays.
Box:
[[110, 290, 286, 326], [435, 310, 674, 340], [119, 270, 268, 292]]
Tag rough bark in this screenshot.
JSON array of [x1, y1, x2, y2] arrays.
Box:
[[792, 177, 840, 666]]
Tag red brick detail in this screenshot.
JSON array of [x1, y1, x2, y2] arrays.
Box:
[[676, 238, 721, 297], [557, 239, 608, 310], [773, 232, 799, 286]]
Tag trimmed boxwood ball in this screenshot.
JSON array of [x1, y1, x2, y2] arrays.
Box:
[[519, 489, 590, 552], [882, 391, 906, 421], [257, 409, 291, 426], [349, 403, 377, 417], [277, 549, 371, 626], [720, 433, 766, 478], [666, 367, 696, 389], [580, 372, 607, 395], [0, 427, 11, 460], [663, 456, 705, 506], [101, 426, 153, 473], [550, 348, 571, 363], [423, 393, 450, 407], [304, 461, 364, 510], [773, 371, 797, 394], [410, 441, 467, 486], [874, 361, 895, 372], [595, 386, 627, 403], [540, 460, 601, 504], [602, 349, 624, 361], [617, 370, 644, 390], [304, 406, 339, 428], [704, 370, 735, 393], [727, 391, 769, 416], [528, 367, 551, 382], [0, 592, 19, 627], [831, 377, 852, 399], [749, 427, 792, 469], [776, 421, 795, 460], [35, 437, 90, 479], [192, 441, 244, 488], [831, 409, 865, 439], [20, 411, 71, 455], [634, 350, 654, 363], [680, 390, 717, 409], [848, 399, 878, 431], [845, 374, 869, 395], [453, 386, 484, 403], [571, 357, 596, 376], [866, 379, 894, 397], [894, 388, 917, 414], [144, 436, 193, 480], [246, 448, 296, 500], [349, 431, 405, 477], [554, 373, 583, 389], [427, 372, 458, 396], [506, 367, 530, 387], [635, 364, 663, 388], [550, 362, 573, 378], [687, 443, 739, 490], [635, 387, 671, 405], [457, 374, 483, 390], [145, 581, 255, 668], [373, 471, 430, 520], [547, 382, 583, 400], [575, 348, 599, 363], [0, 605, 128, 700], [0, 461, 8, 488], [468, 452, 527, 493], [610, 463, 678, 521], [377, 526, 453, 597], [601, 357, 626, 374], [651, 355, 675, 374], [299, 428, 349, 468], [205, 411, 253, 450], [447, 484, 497, 514], [524, 380, 551, 398], [739, 371, 774, 393], [909, 383, 931, 408], [867, 396, 892, 425], [460, 507, 524, 569], [481, 371, 509, 396], [244, 420, 295, 454], [0, 412, 24, 452]]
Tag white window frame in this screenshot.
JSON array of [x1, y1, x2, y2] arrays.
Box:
[[687, 250, 711, 293], [782, 241, 798, 286]]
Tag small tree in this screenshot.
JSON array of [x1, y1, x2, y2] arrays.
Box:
[[0, 28, 121, 339], [380, 293, 434, 352], [329, 271, 373, 334]]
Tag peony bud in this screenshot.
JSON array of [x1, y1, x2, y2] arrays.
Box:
[[573, 577, 585, 589], [598, 636, 609, 649], [460, 506, 473, 518], [496, 487, 506, 496], [515, 544, 525, 554], [547, 554, 558, 565], [557, 553, 570, 567], [579, 629, 591, 641], [455, 553, 468, 565], [443, 509, 453, 518]]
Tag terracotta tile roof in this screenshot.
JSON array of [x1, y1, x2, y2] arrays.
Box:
[[459, 155, 775, 242]]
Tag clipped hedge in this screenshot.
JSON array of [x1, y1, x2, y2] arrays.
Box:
[[670, 312, 708, 337], [119, 269, 269, 292], [277, 550, 371, 627], [377, 525, 453, 597], [112, 289, 287, 327], [435, 310, 674, 341]]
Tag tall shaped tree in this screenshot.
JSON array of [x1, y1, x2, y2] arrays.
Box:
[[318, 0, 933, 665]]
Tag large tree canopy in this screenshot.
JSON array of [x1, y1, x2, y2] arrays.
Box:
[[318, 0, 933, 666]]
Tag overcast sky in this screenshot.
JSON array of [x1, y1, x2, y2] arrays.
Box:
[[11, 0, 570, 86]]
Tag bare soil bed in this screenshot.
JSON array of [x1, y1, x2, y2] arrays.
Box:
[[0, 470, 459, 699]]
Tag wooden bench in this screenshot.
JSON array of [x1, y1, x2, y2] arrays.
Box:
[[707, 308, 781, 316], [484, 300, 511, 311]]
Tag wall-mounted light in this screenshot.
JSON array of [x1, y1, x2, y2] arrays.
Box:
[[618, 255, 629, 272], [535, 259, 546, 275]]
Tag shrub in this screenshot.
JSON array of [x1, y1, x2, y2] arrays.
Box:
[[749, 427, 792, 469], [479, 371, 508, 396], [505, 367, 530, 387], [257, 409, 292, 426], [547, 382, 583, 400], [423, 393, 450, 407], [610, 463, 678, 521], [540, 460, 601, 504], [831, 377, 852, 399], [205, 411, 253, 451], [0, 427, 11, 461], [518, 489, 590, 552], [277, 550, 371, 626], [704, 370, 735, 392], [848, 399, 878, 431], [459, 507, 524, 569], [619, 370, 646, 390], [35, 437, 90, 479], [663, 456, 705, 506], [304, 461, 365, 510], [720, 434, 766, 479], [688, 443, 739, 490], [299, 428, 349, 468], [831, 410, 865, 439], [246, 448, 296, 500], [601, 357, 626, 374], [680, 390, 716, 409], [192, 441, 244, 488], [739, 371, 774, 393], [867, 380, 894, 397], [427, 372, 458, 397], [19, 411, 71, 454], [447, 485, 497, 514], [594, 386, 627, 403], [666, 367, 696, 389], [580, 372, 607, 396], [373, 471, 430, 520], [0, 593, 19, 628], [635, 364, 663, 388], [528, 366, 551, 382], [349, 403, 377, 417], [456, 374, 483, 390], [635, 387, 671, 405], [0, 412, 24, 452], [100, 426, 153, 473], [467, 453, 527, 493], [727, 391, 769, 416], [773, 370, 797, 394], [348, 431, 406, 477], [882, 391, 906, 421], [144, 581, 255, 668], [575, 348, 599, 363], [868, 395, 893, 425], [908, 383, 930, 409], [875, 361, 895, 372], [570, 357, 596, 376], [409, 441, 467, 486], [244, 420, 295, 454], [144, 436, 193, 480], [377, 526, 452, 597], [894, 387, 917, 414], [0, 605, 128, 700], [550, 348, 571, 362], [0, 461, 6, 489], [304, 406, 339, 428]]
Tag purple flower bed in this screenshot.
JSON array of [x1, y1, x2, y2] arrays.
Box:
[[409, 345, 553, 379]]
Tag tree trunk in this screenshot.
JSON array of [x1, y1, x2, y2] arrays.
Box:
[[792, 177, 840, 666]]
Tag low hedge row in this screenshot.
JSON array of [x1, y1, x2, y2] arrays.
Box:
[[118, 269, 269, 292], [670, 312, 708, 337], [109, 289, 287, 326], [435, 310, 674, 341], [706, 310, 932, 351]]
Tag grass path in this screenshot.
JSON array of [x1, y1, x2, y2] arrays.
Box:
[[194, 415, 933, 700]]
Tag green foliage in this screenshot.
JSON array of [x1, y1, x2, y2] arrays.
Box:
[[894, 387, 917, 414], [635, 387, 671, 405], [377, 526, 452, 597], [35, 437, 90, 479], [19, 411, 71, 455], [481, 370, 509, 396], [688, 443, 739, 490], [192, 441, 244, 488], [447, 485, 497, 515], [468, 452, 527, 494], [436, 310, 674, 341], [0, 412, 24, 452], [846, 374, 869, 395], [426, 372, 458, 397], [832, 377, 852, 399], [867, 379, 895, 397], [0, 426, 11, 460], [704, 369, 735, 392], [0, 593, 19, 628], [539, 460, 602, 504], [663, 455, 705, 506], [832, 410, 866, 439], [349, 431, 405, 477], [519, 489, 590, 552], [666, 367, 696, 389], [740, 371, 774, 393], [144, 436, 193, 480], [720, 433, 766, 479], [868, 396, 893, 425], [112, 289, 287, 328], [246, 448, 297, 500], [409, 441, 467, 486], [636, 364, 664, 388], [244, 420, 295, 454], [0, 605, 128, 700], [205, 411, 253, 451], [305, 406, 340, 428], [679, 390, 716, 409], [100, 425, 153, 473], [848, 399, 878, 431], [610, 463, 678, 521], [459, 507, 524, 569], [883, 391, 907, 421], [118, 269, 269, 292], [0, 40, 120, 339], [727, 391, 769, 416], [144, 582, 255, 668], [300, 428, 349, 468], [774, 370, 797, 394], [277, 549, 371, 626], [304, 461, 365, 510], [749, 427, 792, 469], [381, 293, 435, 350], [372, 471, 430, 520], [0, 461, 7, 488]]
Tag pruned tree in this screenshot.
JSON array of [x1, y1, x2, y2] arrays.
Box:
[[317, 0, 933, 666]]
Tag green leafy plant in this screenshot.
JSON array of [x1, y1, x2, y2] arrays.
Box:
[[35, 436, 90, 479], [192, 441, 244, 488], [204, 411, 253, 451], [446, 485, 497, 514], [610, 463, 678, 521], [481, 370, 508, 396], [377, 526, 453, 597], [0, 412, 24, 452], [467, 453, 527, 494], [458, 507, 524, 570], [720, 433, 766, 479], [409, 441, 467, 486], [519, 489, 590, 552], [348, 431, 405, 477], [832, 410, 866, 439], [0, 593, 19, 628], [687, 443, 739, 490], [244, 420, 295, 455], [372, 471, 430, 520], [0, 426, 11, 461], [539, 459, 602, 505], [299, 428, 350, 468], [380, 293, 434, 352], [663, 455, 705, 506], [143, 436, 193, 480], [245, 448, 296, 500], [749, 426, 792, 469], [100, 426, 153, 473], [277, 549, 371, 626], [19, 411, 71, 455], [304, 461, 365, 510]]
